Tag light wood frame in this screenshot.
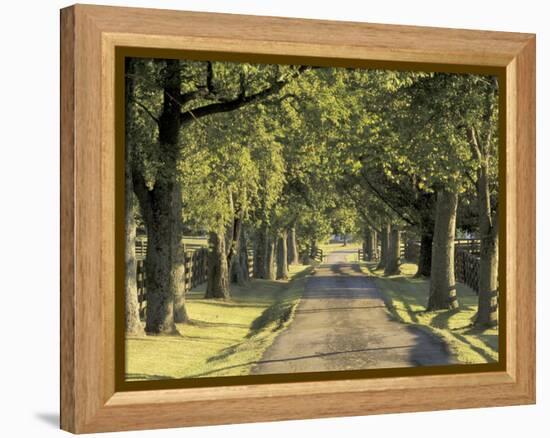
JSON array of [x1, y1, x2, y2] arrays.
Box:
[[60, 4, 536, 434]]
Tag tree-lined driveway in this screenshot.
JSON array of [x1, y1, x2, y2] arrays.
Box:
[[253, 249, 456, 374]]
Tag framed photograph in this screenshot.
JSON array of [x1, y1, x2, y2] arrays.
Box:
[[60, 4, 536, 433]]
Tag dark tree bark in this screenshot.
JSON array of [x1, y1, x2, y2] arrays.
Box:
[[415, 231, 433, 277], [415, 193, 436, 277], [277, 230, 289, 280], [365, 228, 377, 261], [227, 206, 243, 275], [253, 223, 268, 279], [427, 189, 459, 310], [362, 231, 368, 262], [237, 231, 250, 283], [372, 230, 378, 260], [131, 59, 184, 334], [384, 226, 401, 275], [230, 225, 248, 286], [124, 58, 145, 336], [171, 185, 188, 323], [205, 229, 230, 299], [377, 223, 390, 270], [140, 181, 178, 334], [287, 226, 299, 265], [475, 160, 499, 327], [265, 235, 277, 280], [125, 191, 144, 335]]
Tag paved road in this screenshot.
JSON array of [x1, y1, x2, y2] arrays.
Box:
[[252, 249, 456, 374]]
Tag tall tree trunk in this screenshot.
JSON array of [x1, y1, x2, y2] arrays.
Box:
[[227, 208, 244, 278], [362, 230, 368, 261], [124, 58, 144, 336], [265, 235, 276, 280], [125, 192, 144, 335], [131, 59, 184, 334], [415, 231, 433, 277], [414, 191, 436, 277], [253, 223, 268, 278], [141, 182, 177, 334], [372, 230, 378, 260], [171, 184, 188, 323], [475, 162, 499, 327], [365, 228, 376, 261], [377, 223, 390, 270], [384, 226, 401, 275], [427, 189, 459, 310], [277, 230, 289, 280], [238, 231, 250, 283], [205, 229, 230, 299], [227, 209, 244, 285], [287, 226, 299, 265], [230, 226, 247, 286]]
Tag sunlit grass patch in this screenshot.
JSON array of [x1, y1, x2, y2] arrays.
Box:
[[319, 241, 361, 255], [364, 262, 498, 364], [126, 264, 312, 380]]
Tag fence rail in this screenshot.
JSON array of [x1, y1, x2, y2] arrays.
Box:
[[313, 248, 324, 262], [454, 249, 480, 293], [135, 246, 209, 319], [247, 249, 254, 279], [455, 239, 481, 255]]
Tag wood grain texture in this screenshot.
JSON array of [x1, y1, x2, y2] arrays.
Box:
[[60, 4, 536, 433], [60, 6, 75, 432]]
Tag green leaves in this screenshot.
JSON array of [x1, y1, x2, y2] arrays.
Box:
[[126, 57, 499, 241]]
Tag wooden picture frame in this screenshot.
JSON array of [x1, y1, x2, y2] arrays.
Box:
[[60, 4, 536, 433]]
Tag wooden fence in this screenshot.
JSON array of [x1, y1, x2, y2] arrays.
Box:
[[404, 240, 420, 261], [312, 247, 324, 262], [454, 249, 480, 293], [135, 246, 209, 319], [247, 249, 254, 279], [455, 239, 481, 255]]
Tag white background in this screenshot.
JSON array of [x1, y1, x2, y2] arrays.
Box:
[[0, 0, 546, 436]]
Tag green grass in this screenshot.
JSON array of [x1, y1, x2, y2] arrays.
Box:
[[182, 236, 208, 248], [126, 264, 312, 380], [345, 250, 361, 263], [364, 262, 498, 364], [319, 241, 361, 255]]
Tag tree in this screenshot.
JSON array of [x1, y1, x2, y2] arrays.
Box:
[[124, 58, 146, 336], [277, 229, 289, 280], [384, 226, 401, 275], [129, 60, 308, 330], [427, 189, 459, 309], [465, 78, 499, 326], [287, 226, 299, 265]]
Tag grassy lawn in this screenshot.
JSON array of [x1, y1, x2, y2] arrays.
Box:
[[182, 236, 208, 248], [364, 262, 498, 364], [126, 264, 312, 380], [319, 241, 361, 256]]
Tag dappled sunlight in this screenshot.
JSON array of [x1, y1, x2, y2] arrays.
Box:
[[126, 264, 313, 380], [366, 262, 498, 364]]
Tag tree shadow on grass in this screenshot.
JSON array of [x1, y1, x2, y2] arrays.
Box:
[[192, 344, 432, 378], [430, 308, 462, 329], [451, 331, 497, 363]]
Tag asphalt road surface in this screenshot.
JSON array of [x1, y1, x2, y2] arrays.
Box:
[[253, 249, 456, 374]]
